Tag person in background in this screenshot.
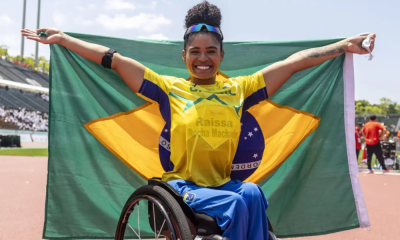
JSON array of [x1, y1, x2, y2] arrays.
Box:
[[362, 115, 389, 173], [395, 128, 400, 151], [355, 123, 362, 161]]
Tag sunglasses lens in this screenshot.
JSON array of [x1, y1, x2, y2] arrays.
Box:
[[188, 24, 203, 32], [185, 24, 222, 39], [205, 25, 217, 32]]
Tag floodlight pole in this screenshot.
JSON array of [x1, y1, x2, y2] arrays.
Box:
[[20, 0, 27, 60], [35, 0, 41, 67]]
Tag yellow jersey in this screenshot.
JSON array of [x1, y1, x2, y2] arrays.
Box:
[[138, 68, 267, 187]]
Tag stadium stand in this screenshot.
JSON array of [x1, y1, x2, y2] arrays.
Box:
[[0, 88, 48, 112], [0, 106, 48, 132], [0, 58, 49, 87], [0, 57, 49, 132], [0, 118, 18, 130]]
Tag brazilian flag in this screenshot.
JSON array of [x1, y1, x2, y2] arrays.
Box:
[[43, 33, 369, 238]]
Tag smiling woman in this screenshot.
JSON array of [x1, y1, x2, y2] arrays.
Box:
[[20, 0, 375, 239], [182, 1, 224, 84]]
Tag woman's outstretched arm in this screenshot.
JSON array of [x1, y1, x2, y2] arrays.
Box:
[[21, 28, 145, 92], [261, 34, 376, 97]]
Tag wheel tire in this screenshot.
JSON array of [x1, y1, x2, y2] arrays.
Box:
[[117, 185, 193, 240], [395, 162, 399, 170], [269, 231, 278, 240]]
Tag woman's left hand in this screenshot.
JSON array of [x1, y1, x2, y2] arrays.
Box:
[[345, 33, 376, 55]]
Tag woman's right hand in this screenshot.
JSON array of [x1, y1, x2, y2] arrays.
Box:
[[21, 28, 64, 45]]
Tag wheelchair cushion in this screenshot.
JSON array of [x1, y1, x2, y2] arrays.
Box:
[[195, 212, 223, 236]]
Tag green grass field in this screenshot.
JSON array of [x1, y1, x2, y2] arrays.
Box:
[[0, 148, 48, 156]]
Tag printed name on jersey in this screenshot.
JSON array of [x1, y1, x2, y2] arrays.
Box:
[[196, 118, 233, 127], [231, 160, 261, 171]]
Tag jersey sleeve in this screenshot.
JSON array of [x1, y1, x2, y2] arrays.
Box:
[[234, 71, 267, 98], [138, 68, 174, 103], [233, 71, 268, 111]]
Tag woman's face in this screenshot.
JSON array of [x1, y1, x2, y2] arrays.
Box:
[[182, 33, 224, 84]]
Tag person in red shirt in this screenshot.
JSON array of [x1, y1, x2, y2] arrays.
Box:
[[362, 115, 389, 173], [355, 123, 362, 160], [397, 129, 400, 139]]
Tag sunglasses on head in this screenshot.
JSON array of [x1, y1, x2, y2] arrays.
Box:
[[184, 23, 223, 40]]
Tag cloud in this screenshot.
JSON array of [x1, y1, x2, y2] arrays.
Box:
[[104, 0, 136, 11], [73, 17, 94, 27], [88, 4, 97, 9], [96, 13, 171, 32], [52, 12, 66, 26], [0, 14, 12, 26], [81, 20, 95, 27], [0, 34, 20, 55], [146, 1, 157, 10], [137, 34, 168, 40]]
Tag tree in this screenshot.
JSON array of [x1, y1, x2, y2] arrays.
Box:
[[364, 105, 382, 114], [23, 54, 36, 67], [355, 100, 371, 114], [0, 45, 10, 57], [38, 56, 49, 73], [355, 98, 400, 114], [379, 98, 398, 114], [9, 55, 24, 62]]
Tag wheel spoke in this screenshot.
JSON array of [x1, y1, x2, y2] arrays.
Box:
[[127, 223, 141, 239], [153, 202, 156, 239], [138, 203, 140, 238], [156, 219, 166, 239]]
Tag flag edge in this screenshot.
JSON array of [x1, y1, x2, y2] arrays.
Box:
[[343, 53, 371, 228]]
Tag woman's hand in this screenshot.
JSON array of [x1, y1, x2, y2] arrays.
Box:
[[21, 28, 64, 44], [345, 33, 376, 55]]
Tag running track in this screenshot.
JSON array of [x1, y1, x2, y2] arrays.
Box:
[[1, 156, 399, 240]]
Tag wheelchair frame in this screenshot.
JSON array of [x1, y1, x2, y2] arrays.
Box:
[[115, 178, 276, 240]]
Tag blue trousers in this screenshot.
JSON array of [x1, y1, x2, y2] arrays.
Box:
[[168, 179, 269, 240]]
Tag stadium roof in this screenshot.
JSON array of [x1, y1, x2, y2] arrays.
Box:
[[0, 58, 49, 90]]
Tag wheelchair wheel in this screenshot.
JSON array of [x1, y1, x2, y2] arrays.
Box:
[[115, 185, 193, 240], [394, 162, 400, 170]]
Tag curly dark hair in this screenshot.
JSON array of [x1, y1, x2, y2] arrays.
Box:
[[183, 1, 223, 51]]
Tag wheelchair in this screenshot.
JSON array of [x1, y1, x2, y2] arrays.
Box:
[[382, 141, 400, 170], [115, 177, 277, 240]]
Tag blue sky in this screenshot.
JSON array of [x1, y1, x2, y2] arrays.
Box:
[[1, 0, 399, 104]]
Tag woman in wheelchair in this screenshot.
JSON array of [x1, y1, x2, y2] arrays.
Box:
[[22, 1, 375, 239]]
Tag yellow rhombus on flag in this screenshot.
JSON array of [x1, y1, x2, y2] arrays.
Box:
[[84, 71, 320, 183]]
